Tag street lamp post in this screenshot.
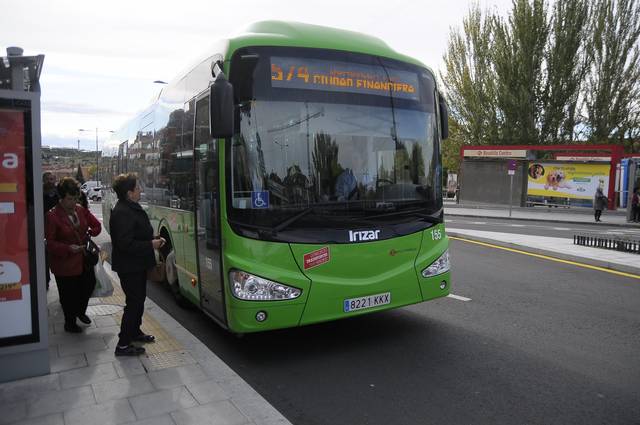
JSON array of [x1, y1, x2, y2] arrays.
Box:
[[79, 128, 113, 183]]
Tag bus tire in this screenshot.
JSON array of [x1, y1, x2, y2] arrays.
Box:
[[161, 247, 190, 309]]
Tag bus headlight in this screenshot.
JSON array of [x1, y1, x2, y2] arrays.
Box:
[[229, 271, 302, 301], [421, 250, 450, 277]]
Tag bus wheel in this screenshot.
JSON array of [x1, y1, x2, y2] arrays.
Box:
[[162, 248, 190, 309]]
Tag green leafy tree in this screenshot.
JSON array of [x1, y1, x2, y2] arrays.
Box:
[[585, 0, 640, 144], [75, 164, 85, 184], [540, 0, 592, 143], [441, 117, 465, 174], [492, 0, 549, 145], [442, 4, 499, 146]]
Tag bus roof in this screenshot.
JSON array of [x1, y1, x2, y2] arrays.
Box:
[[226, 20, 428, 69]]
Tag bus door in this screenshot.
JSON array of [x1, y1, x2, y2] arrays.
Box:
[[193, 92, 225, 324]]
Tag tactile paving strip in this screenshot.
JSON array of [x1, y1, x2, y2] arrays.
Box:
[[94, 263, 187, 370], [113, 310, 183, 354], [141, 350, 197, 371], [86, 304, 124, 316]]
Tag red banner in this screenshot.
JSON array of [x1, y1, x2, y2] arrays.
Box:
[[0, 109, 29, 302]]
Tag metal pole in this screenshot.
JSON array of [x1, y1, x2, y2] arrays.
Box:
[[509, 174, 514, 217], [95, 127, 99, 182]]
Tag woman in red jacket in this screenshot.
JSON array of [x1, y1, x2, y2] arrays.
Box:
[[45, 177, 101, 333]]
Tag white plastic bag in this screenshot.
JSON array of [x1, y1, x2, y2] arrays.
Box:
[[92, 254, 114, 298]]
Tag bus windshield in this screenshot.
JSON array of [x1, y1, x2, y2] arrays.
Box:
[[228, 47, 442, 242]]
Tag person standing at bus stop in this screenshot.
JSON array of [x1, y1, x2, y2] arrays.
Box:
[[593, 186, 608, 222], [631, 187, 640, 222], [110, 173, 165, 356], [42, 172, 58, 291], [45, 177, 101, 333]]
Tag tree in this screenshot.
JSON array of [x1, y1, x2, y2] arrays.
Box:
[[311, 132, 340, 195], [75, 164, 85, 184], [540, 0, 592, 143], [492, 0, 549, 145], [585, 0, 640, 144], [441, 117, 465, 173], [441, 4, 500, 146]]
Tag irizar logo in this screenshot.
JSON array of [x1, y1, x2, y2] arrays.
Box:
[[349, 229, 381, 242]]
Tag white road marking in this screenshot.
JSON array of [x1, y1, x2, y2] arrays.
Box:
[[510, 224, 526, 227], [447, 294, 472, 302], [471, 221, 487, 225], [553, 227, 571, 231]]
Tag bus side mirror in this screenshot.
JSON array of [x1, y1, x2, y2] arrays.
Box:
[[210, 73, 234, 138], [438, 93, 449, 140]]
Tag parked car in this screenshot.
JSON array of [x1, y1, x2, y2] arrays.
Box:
[[80, 180, 102, 195], [86, 186, 103, 201]]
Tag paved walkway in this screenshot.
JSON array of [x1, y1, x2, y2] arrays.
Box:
[[444, 202, 640, 277], [444, 201, 640, 227], [0, 261, 291, 425]]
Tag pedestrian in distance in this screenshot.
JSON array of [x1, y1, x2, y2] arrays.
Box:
[[45, 177, 101, 333], [110, 173, 165, 356], [42, 171, 59, 291], [593, 186, 608, 222], [631, 187, 640, 222]]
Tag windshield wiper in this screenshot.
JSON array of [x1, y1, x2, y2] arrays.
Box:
[[272, 207, 315, 233], [357, 208, 442, 223]]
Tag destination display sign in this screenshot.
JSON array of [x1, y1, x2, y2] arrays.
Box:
[[271, 57, 420, 101]]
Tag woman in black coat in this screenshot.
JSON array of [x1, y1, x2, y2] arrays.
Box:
[[110, 173, 165, 356]]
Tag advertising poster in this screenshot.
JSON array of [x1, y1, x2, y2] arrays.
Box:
[[527, 162, 611, 200], [0, 109, 33, 339]]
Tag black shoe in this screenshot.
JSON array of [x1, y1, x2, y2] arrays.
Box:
[[133, 333, 156, 343], [64, 323, 82, 333], [115, 344, 146, 356], [78, 314, 92, 325]]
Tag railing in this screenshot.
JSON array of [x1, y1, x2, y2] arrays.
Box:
[[574, 234, 640, 254]]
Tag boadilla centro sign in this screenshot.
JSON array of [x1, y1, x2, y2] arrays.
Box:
[[463, 149, 527, 158]]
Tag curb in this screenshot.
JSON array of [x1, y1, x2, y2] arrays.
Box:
[[444, 212, 640, 229], [446, 231, 640, 277]]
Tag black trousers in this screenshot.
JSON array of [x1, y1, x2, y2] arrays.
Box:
[[55, 267, 96, 325], [595, 209, 602, 221], [117, 271, 147, 346]]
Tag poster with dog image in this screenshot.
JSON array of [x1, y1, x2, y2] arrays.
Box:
[[527, 162, 610, 200]]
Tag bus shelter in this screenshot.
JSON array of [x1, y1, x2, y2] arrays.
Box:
[[459, 145, 627, 211], [0, 47, 49, 382]]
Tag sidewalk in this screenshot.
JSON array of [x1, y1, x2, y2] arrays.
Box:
[[444, 200, 640, 227], [444, 202, 640, 277], [0, 262, 292, 425]]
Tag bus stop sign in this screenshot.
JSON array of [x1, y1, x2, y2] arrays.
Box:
[[508, 160, 517, 175]]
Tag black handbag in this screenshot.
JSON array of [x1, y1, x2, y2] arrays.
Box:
[[85, 238, 100, 267], [73, 225, 99, 268]]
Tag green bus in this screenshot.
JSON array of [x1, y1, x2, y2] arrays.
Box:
[[101, 21, 451, 333]]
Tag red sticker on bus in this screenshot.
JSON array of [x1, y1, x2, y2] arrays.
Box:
[[303, 247, 330, 270]]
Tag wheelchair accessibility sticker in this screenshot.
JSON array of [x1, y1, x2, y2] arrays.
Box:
[[251, 191, 269, 209]]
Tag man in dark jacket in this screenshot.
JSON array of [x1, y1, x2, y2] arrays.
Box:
[[110, 173, 165, 356]]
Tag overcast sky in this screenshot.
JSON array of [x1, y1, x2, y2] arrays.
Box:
[[1, 0, 513, 150]]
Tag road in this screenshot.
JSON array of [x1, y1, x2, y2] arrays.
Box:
[[445, 215, 640, 239], [91, 203, 640, 424]]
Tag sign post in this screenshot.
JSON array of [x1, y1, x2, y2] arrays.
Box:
[[508, 160, 517, 217]]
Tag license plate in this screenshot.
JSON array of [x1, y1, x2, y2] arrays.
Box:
[[344, 292, 391, 312]]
